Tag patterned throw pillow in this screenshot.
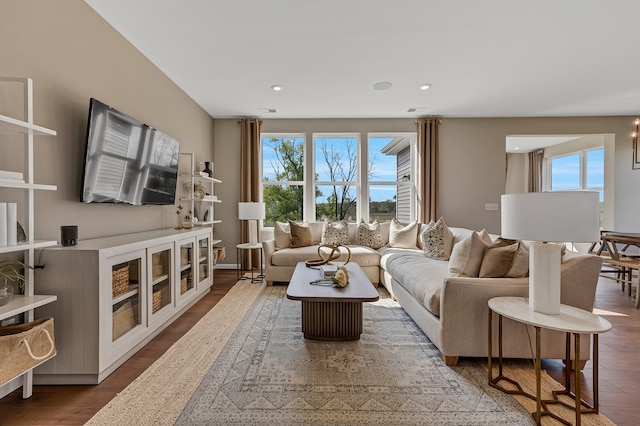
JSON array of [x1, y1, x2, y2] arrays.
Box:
[[355, 219, 384, 249], [321, 219, 349, 245], [420, 217, 454, 260], [388, 219, 420, 249]]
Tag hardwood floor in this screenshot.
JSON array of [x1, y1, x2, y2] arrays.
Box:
[[0, 271, 638, 425]]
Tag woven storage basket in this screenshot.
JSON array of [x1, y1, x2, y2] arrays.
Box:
[[112, 264, 130, 297], [180, 277, 188, 294], [0, 317, 56, 384], [152, 290, 162, 313]]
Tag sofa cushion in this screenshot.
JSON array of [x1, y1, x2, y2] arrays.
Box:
[[382, 250, 448, 317], [448, 230, 492, 277], [271, 244, 380, 267], [420, 217, 454, 260], [289, 221, 314, 248], [389, 219, 420, 249], [479, 238, 529, 278], [321, 219, 349, 245], [274, 221, 291, 250], [355, 219, 384, 249]]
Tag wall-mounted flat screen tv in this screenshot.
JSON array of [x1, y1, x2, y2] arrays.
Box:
[[80, 98, 181, 205]]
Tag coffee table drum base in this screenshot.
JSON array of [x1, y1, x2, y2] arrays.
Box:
[[301, 300, 363, 341]]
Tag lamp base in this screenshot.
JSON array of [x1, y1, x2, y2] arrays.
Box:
[[529, 242, 562, 314]]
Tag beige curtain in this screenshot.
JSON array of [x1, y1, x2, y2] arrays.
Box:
[[239, 118, 262, 268], [528, 149, 544, 192], [417, 118, 439, 223]]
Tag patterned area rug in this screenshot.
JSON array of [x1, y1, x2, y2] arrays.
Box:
[[175, 285, 531, 425]]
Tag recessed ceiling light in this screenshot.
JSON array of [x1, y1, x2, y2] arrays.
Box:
[[514, 147, 521, 150], [373, 82, 392, 91], [420, 83, 432, 90], [271, 85, 283, 91]]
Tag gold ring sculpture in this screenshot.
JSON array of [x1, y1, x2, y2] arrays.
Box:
[[305, 244, 352, 267]]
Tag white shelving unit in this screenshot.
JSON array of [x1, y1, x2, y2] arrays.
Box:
[[0, 77, 58, 399], [178, 152, 222, 243]]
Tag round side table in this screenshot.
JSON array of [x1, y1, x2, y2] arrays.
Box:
[[488, 296, 611, 426]]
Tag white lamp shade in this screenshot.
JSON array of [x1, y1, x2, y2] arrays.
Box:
[[238, 202, 265, 220], [501, 192, 600, 243]]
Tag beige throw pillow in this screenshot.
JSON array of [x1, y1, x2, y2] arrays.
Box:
[[389, 219, 420, 249], [420, 217, 454, 260], [289, 221, 313, 248], [355, 219, 384, 249], [321, 219, 349, 245], [449, 230, 491, 277], [479, 238, 529, 278], [274, 221, 291, 250]]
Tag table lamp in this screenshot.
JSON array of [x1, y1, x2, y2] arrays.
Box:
[[501, 192, 600, 314], [238, 202, 265, 244]]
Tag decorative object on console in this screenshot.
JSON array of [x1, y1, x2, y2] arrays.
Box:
[[60, 225, 77, 247], [201, 161, 213, 178], [238, 202, 265, 244], [501, 192, 600, 314]]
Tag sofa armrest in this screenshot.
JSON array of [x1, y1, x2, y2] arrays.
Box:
[[262, 239, 276, 266]]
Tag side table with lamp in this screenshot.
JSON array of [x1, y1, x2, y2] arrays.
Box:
[[237, 202, 265, 283], [489, 191, 608, 425]]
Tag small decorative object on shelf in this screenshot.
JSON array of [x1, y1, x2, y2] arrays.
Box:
[[201, 161, 213, 178], [0, 259, 32, 305], [175, 205, 184, 229]]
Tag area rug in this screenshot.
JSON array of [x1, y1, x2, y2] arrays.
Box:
[[88, 280, 614, 425]]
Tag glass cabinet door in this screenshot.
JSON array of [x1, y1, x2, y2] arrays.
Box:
[[197, 234, 212, 290], [147, 243, 174, 325], [111, 256, 143, 342], [176, 238, 195, 305]]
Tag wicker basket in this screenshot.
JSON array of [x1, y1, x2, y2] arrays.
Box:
[[0, 317, 56, 384], [152, 290, 162, 313], [180, 277, 188, 294], [112, 265, 130, 297]]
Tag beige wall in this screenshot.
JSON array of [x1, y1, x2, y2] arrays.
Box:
[[440, 117, 632, 233], [0, 1, 215, 242]]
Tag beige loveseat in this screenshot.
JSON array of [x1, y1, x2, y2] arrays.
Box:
[[262, 222, 603, 366]]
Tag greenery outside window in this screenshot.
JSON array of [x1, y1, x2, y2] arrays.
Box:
[[261, 134, 305, 227]]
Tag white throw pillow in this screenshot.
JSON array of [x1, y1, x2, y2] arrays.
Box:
[[449, 230, 492, 277], [355, 219, 384, 249], [274, 221, 291, 250], [420, 217, 454, 260], [389, 219, 420, 249], [321, 219, 349, 245]]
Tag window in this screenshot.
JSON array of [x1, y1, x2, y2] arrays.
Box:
[[548, 147, 604, 225], [261, 134, 305, 227], [368, 135, 415, 223], [314, 134, 359, 222], [260, 131, 416, 226]]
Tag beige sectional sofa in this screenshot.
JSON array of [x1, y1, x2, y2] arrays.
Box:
[[262, 221, 603, 366]]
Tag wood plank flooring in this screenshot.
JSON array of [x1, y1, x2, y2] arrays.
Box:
[[0, 271, 638, 425]]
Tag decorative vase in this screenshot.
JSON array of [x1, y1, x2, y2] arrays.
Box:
[[0, 285, 14, 306], [202, 162, 213, 178]]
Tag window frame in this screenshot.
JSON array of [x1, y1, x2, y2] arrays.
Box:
[[546, 146, 604, 195], [259, 131, 418, 228]]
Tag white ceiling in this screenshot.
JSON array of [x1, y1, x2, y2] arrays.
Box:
[[85, 0, 640, 119]]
